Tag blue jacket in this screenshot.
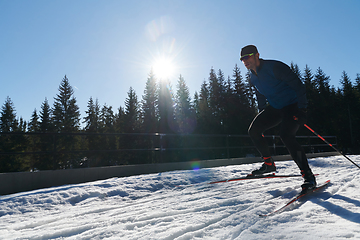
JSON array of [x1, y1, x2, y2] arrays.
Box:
[[250, 59, 307, 111]]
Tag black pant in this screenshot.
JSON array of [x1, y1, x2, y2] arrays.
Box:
[[248, 104, 311, 173]]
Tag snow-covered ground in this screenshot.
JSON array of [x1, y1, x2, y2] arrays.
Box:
[[1, 155, 360, 240]]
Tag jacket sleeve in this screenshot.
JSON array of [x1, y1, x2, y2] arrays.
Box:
[[273, 61, 308, 109]]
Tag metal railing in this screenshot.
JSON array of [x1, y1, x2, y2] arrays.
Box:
[[0, 131, 337, 158]]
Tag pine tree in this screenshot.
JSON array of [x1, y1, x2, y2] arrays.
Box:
[[302, 65, 316, 127], [290, 62, 302, 81], [37, 98, 54, 170], [52, 75, 81, 169], [82, 97, 101, 167], [52, 75, 80, 133], [141, 70, 158, 133], [312, 68, 332, 135], [0, 97, 23, 172], [193, 91, 199, 115], [175, 75, 194, 134], [140, 71, 159, 163], [114, 106, 129, 165], [195, 81, 211, 134], [244, 70, 257, 114], [172, 75, 196, 162], [340, 71, 353, 96], [18, 117, 27, 132], [98, 104, 117, 166], [158, 80, 175, 134], [0, 96, 18, 132], [208, 68, 224, 132], [217, 69, 227, 133], [28, 109, 41, 170], [83, 97, 100, 133], [303, 65, 314, 89], [231, 64, 254, 134], [314, 67, 330, 94], [222, 75, 233, 134], [123, 87, 141, 163], [39, 98, 53, 133], [124, 87, 140, 133], [114, 106, 125, 133], [353, 73, 360, 150], [233, 64, 248, 107], [339, 71, 356, 150], [100, 104, 115, 133], [28, 109, 40, 132]]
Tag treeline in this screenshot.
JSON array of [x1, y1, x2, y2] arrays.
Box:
[[1, 63, 359, 173]]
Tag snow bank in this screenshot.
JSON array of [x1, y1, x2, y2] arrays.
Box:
[[0, 156, 359, 239]]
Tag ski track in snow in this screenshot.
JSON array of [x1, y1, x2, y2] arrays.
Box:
[[0, 156, 360, 239]]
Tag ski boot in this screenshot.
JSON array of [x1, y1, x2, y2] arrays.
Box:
[[300, 170, 317, 194], [251, 157, 276, 176]]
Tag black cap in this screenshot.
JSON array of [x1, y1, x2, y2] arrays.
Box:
[[240, 45, 258, 57]]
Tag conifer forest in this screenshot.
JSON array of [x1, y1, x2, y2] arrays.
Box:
[[1, 63, 360, 173]]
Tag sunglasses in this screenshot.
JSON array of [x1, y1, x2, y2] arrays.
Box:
[[240, 53, 254, 61]]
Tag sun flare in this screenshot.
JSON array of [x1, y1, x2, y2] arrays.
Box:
[[153, 57, 175, 79]]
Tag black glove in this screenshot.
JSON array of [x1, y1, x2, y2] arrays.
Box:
[[294, 108, 307, 125]]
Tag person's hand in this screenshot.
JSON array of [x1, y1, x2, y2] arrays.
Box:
[[294, 108, 307, 125]]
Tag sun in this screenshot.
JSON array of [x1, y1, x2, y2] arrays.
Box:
[[152, 57, 175, 80]]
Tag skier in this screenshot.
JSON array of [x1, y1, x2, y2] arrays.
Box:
[[240, 45, 316, 191]]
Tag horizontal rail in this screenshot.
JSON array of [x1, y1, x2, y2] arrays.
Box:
[[0, 132, 337, 156]]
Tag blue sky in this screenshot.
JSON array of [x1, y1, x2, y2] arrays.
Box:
[[1, 0, 359, 124]]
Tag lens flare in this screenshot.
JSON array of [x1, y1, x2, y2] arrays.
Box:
[[145, 16, 174, 42], [190, 160, 201, 171]]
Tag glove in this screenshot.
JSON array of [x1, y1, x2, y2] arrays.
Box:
[[294, 108, 307, 125]]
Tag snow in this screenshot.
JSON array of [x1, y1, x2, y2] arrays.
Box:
[[0, 155, 360, 240]]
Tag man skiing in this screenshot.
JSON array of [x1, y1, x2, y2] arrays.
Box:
[[240, 45, 316, 191]]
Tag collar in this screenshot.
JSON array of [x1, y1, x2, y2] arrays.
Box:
[[250, 59, 264, 75]]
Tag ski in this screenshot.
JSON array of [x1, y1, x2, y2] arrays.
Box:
[[209, 173, 311, 184], [259, 180, 331, 217], [176, 173, 318, 188]]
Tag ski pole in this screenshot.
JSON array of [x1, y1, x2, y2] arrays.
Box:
[[304, 124, 360, 170]]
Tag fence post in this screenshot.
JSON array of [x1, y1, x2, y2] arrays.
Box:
[[308, 135, 314, 153], [272, 135, 276, 155], [53, 134, 57, 170], [160, 134, 163, 163], [226, 135, 230, 159]]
